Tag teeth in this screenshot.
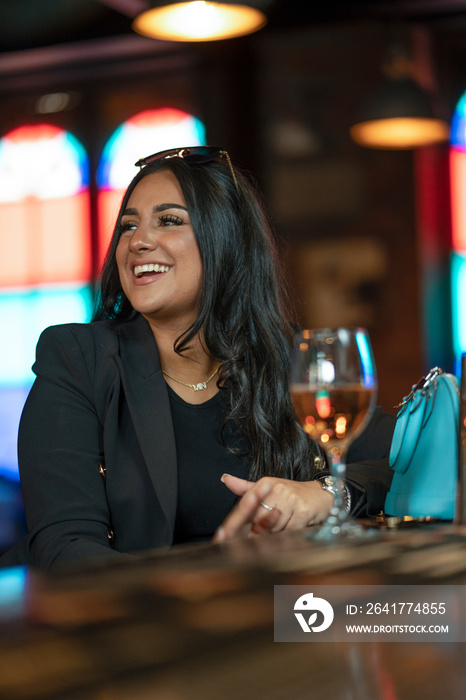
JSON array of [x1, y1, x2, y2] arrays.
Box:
[[134, 263, 170, 278]]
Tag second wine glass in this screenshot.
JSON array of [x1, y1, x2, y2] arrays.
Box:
[[290, 327, 378, 539]]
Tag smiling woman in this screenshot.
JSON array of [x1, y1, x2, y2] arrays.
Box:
[[0, 147, 395, 570], [115, 170, 203, 337]]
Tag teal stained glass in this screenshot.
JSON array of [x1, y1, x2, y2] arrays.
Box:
[[0, 285, 93, 386]]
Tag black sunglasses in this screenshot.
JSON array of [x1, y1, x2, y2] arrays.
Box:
[[135, 146, 239, 193]]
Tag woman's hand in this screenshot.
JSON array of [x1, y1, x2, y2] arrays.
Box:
[[212, 474, 334, 543]]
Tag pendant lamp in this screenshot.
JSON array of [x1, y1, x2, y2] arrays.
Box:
[[132, 1, 268, 42], [350, 49, 449, 150]]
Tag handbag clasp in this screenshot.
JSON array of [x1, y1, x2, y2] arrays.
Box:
[[395, 366, 443, 410]]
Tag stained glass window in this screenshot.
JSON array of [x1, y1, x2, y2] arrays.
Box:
[[0, 124, 91, 480], [97, 108, 206, 266], [450, 91, 466, 371]]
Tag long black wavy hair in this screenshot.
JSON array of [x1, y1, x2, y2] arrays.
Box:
[[93, 154, 321, 481]]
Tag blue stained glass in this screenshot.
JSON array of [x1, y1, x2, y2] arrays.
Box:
[[64, 131, 90, 187], [450, 90, 466, 148], [0, 386, 30, 481], [97, 123, 125, 189]]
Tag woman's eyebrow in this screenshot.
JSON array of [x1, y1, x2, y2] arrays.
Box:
[[154, 203, 188, 213], [121, 203, 188, 216]]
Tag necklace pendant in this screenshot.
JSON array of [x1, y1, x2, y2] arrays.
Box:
[[193, 382, 207, 391]]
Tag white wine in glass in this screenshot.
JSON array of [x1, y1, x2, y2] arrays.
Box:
[[290, 328, 378, 538]]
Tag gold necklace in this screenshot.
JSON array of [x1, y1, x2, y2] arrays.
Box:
[[162, 364, 222, 392]]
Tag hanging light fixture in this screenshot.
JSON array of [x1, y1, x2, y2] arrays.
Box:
[[350, 46, 449, 150], [132, 1, 268, 42]]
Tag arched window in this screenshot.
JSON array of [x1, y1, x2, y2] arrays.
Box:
[[0, 124, 92, 480], [97, 107, 206, 266], [0, 109, 206, 482], [450, 91, 466, 371]]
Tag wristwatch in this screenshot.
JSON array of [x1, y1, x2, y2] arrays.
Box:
[[316, 475, 352, 514]]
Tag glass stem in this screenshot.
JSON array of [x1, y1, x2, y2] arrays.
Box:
[[329, 446, 347, 521]]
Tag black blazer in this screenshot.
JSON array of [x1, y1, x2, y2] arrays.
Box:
[[1, 314, 394, 570]]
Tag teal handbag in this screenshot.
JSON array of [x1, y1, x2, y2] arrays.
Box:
[[384, 367, 460, 520]]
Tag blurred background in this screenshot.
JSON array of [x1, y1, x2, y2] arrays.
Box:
[[1, 0, 466, 553]]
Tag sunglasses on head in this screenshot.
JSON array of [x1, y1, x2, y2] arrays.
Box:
[[135, 146, 239, 193]]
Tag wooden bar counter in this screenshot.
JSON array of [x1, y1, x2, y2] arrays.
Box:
[[1, 522, 466, 700]]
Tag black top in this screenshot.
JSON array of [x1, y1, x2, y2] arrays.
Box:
[[168, 385, 249, 543], [168, 386, 396, 541]]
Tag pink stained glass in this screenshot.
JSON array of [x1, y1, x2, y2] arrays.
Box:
[[0, 191, 91, 286], [97, 189, 124, 272], [0, 123, 90, 287], [450, 148, 466, 252]]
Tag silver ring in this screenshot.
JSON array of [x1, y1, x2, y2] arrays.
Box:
[[260, 501, 273, 512]]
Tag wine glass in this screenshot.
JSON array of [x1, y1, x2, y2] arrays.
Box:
[[290, 327, 378, 538]]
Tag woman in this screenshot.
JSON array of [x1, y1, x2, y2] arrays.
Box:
[[2, 147, 394, 570]]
